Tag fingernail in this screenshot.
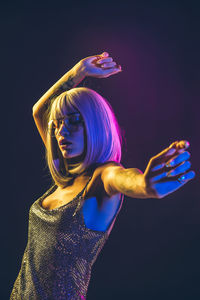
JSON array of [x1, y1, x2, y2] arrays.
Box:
[[184, 141, 190, 148]]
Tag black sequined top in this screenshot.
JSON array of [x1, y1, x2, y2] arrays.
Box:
[[10, 175, 123, 300]]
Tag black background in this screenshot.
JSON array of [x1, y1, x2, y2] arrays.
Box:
[[2, 0, 200, 299]]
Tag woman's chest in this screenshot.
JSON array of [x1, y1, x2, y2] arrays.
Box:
[[41, 175, 99, 210], [41, 177, 122, 232], [41, 188, 83, 210]]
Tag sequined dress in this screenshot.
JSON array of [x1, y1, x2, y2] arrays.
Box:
[[10, 176, 123, 300]]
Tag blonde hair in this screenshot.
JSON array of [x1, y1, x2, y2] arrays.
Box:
[[44, 87, 125, 188]]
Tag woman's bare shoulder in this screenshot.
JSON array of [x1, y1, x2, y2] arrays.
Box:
[[85, 161, 124, 199], [93, 161, 124, 175]]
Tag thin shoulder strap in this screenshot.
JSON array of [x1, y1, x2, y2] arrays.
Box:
[[72, 175, 93, 217], [77, 175, 93, 198]]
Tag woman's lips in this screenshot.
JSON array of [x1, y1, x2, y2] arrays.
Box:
[[60, 143, 71, 149]]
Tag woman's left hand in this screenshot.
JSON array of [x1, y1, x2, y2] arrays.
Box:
[[143, 140, 196, 199], [78, 52, 122, 78]]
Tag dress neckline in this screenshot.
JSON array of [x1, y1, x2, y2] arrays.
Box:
[[38, 176, 93, 213], [35, 175, 123, 236]]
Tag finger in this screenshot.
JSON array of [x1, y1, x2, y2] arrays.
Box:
[[95, 52, 109, 61], [148, 142, 178, 167], [149, 149, 191, 177], [85, 52, 109, 64], [171, 140, 190, 155], [150, 171, 168, 183], [176, 140, 190, 150], [176, 148, 186, 154], [145, 141, 190, 175], [166, 160, 191, 177], [101, 62, 118, 68], [175, 170, 196, 186], [155, 141, 179, 158], [96, 57, 113, 64], [177, 170, 196, 182], [165, 151, 191, 168], [151, 163, 166, 172], [174, 140, 190, 154], [98, 66, 122, 77], [101, 52, 109, 57], [104, 68, 122, 76], [150, 168, 195, 184]]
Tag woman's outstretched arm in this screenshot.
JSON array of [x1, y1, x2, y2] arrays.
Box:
[[101, 141, 195, 199]]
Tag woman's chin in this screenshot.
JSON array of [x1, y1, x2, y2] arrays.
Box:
[[62, 150, 80, 159], [62, 150, 70, 158]]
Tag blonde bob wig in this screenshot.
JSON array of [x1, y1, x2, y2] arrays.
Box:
[[45, 87, 125, 188]]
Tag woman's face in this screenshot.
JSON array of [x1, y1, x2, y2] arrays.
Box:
[[54, 106, 85, 160]]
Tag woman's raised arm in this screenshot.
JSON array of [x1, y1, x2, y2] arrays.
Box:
[[32, 62, 85, 116], [32, 51, 121, 116], [32, 52, 121, 148]]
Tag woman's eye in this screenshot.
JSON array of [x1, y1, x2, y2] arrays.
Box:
[[70, 119, 77, 124], [70, 116, 81, 123]]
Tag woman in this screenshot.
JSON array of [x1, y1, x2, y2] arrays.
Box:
[[10, 52, 195, 299]]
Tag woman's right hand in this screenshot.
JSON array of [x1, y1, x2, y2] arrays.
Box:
[[77, 52, 122, 78], [143, 140, 196, 199]]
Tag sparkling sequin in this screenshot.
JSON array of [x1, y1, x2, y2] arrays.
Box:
[[10, 176, 123, 299]]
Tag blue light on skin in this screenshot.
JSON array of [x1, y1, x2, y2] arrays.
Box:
[[54, 106, 86, 163]]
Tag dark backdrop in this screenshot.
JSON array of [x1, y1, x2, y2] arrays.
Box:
[[2, 1, 200, 299]]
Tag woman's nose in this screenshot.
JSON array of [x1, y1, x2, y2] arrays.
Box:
[[58, 122, 70, 136]]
